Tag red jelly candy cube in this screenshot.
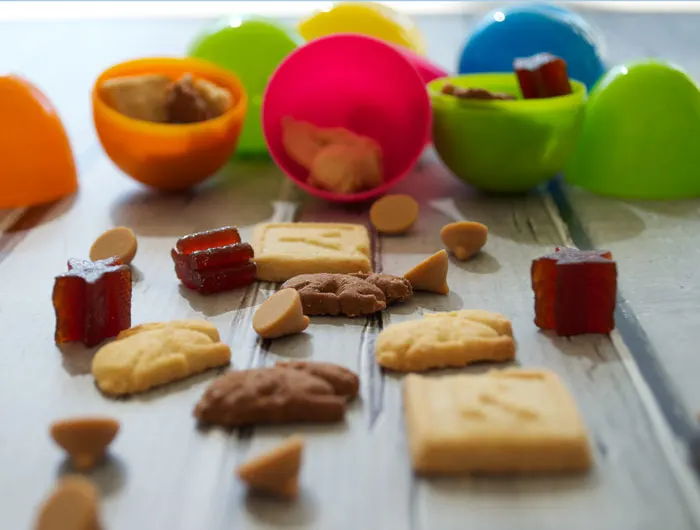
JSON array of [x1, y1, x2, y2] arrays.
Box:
[[531, 255, 558, 330], [171, 242, 254, 272], [514, 53, 573, 99], [175, 260, 256, 295], [556, 257, 617, 336], [52, 257, 132, 347], [531, 248, 616, 336], [176, 226, 241, 255]]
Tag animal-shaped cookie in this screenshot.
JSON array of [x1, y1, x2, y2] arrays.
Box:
[[376, 310, 515, 372], [92, 320, 230, 396]]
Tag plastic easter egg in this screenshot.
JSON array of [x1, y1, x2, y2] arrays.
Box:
[[189, 17, 302, 157], [298, 2, 425, 55], [566, 60, 700, 199], [263, 34, 431, 203], [0, 75, 77, 208], [459, 4, 606, 90]]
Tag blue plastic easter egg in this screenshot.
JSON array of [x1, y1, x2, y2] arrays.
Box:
[[458, 4, 606, 90]]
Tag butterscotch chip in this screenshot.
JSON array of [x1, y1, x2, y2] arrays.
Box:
[[369, 194, 419, 235], [89, 226, 138, 264], [404, 369, 592, 474], [276, 360, 360, 399], [403, 250, 449, 295], [117, 319, 220, 342], [194, 367, 347, 427], [33, 475, 101, 530], [253, 289, 310, 339], [281, 272, 411, 317], [441, 221, 488, 260], [100, 74, 171, 123], [92, 327, 231, 396], [375, 310, 515, 372], [50, 417, 120, 471], [237, 435, 304, 499], [251, 222, 371, 283], [308, 142, 383, 194]]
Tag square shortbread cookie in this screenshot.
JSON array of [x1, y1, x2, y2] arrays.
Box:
[[404, 369, 592, 475], [251, 223, 372, 282]]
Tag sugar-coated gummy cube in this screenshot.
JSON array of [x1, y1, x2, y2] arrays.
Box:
[[514, 53, 573, 99], [175, 260, 256, 295], [171, 242, 254, 272], [52, 257, 132, 347], [175, 226, 241, 255], [172, 226, 256, 295], [531, 247, 616, 336]]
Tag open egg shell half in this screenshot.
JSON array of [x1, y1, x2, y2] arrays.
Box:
[[565, 60, 700, 199], [0, 75, 77, 208]]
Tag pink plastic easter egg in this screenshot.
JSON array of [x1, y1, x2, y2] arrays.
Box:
[[262, 33, 432, 203]]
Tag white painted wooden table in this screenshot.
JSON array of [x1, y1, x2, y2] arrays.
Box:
[[2, 8, 700, 530]]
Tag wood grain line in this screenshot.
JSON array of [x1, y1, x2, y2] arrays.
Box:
[[360, 314, 385, 429], [233, 192, 298, 443], [547, 179, 696, 442], [359, 227, 386, 429]]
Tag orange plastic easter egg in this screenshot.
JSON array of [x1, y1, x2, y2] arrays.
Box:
[[0, 75, 78, 208]]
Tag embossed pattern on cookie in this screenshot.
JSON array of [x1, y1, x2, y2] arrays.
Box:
[[404, 369, 592, 475], [251, 223, 372, 282]]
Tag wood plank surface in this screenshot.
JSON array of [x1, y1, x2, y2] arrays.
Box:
[[553, 11, 700, 437], [1, 9, 700, 530]]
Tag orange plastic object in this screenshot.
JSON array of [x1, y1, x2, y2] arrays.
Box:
[[92, 57, 248, 191], [0, 75, 78, 208]]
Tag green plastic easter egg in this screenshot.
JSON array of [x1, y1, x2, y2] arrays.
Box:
[[189, 17, 303, 157], [565, 60, 700, 199]]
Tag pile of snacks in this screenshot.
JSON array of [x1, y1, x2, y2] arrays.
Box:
[[41, 180, 621, 522], [100, 73, 232, 124], [282, 117, 383, 194], [440, 53, 573, 102]]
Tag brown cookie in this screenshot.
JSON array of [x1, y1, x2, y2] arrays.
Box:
[[194, 368, 347, 427], [281, 272, 412, 317], [276, 361, 360, 400], [441, 84, 516, 101], [349, 272, 413, 305], [166, 74, 213, 124], [281, 273, 386, 317]]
